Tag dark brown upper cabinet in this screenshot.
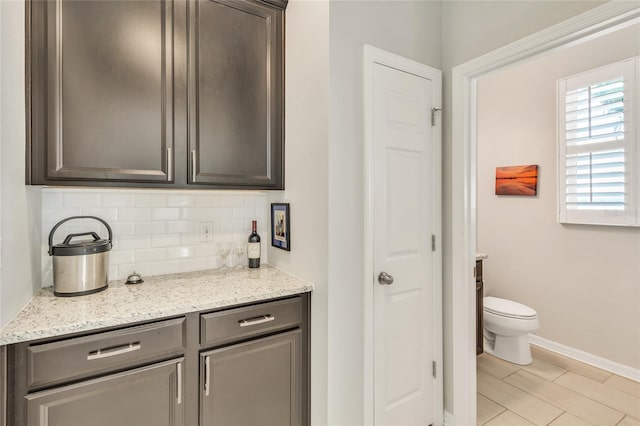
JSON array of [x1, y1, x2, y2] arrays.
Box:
[[188, 0, 283, 187], [27, 0, 286, 190]]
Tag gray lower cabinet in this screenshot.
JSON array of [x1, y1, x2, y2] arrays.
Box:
[[26, 358, 184, 426], [5, 294, 310, 425], [200, 330, 301, 426]]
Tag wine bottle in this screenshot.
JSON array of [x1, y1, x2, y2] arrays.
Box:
[[247, 220, 261, 268]]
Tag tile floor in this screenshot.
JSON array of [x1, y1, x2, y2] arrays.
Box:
[[477, 345, 640, 426]]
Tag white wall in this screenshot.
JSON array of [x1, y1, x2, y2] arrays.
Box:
[[328, 2, 441, 424], [267, 2, 330, 425], [477, 24, 640, 369], [441, 0, 607, 416], [0, 0, 41, 327]]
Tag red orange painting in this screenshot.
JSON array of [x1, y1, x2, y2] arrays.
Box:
[[495, 165, 538, 196]]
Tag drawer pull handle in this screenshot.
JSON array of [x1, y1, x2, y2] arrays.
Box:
[[239, 314, 275, 327], [204, 355, 211, 397], [87, 342, 141, 360], [177, 362, 183, 404]]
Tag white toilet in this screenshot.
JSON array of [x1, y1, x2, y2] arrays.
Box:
[[483, 296, 539, 365]]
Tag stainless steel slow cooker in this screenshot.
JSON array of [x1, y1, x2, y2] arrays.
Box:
[[48, 216, 112, 297]]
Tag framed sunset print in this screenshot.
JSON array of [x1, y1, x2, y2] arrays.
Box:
[[495, 165, 539, 196]]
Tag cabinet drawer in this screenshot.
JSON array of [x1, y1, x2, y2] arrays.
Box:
[[26, 317, 185, 389], [200, 297, 301, 346], [476, 260, 483, 282]]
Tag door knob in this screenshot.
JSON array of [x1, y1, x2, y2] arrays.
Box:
[[378, 271, 394, 285]]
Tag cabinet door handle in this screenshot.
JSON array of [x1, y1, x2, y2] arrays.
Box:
[[204, 355, 211, 397], [86, 342, 141, 360], [191, 150, 197, 182], [177, 361, 183, 404], [238, 314, 275, 327], [167, 147, 173, 181]]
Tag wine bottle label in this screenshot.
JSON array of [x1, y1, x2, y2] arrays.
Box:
[[247, 242, 260, 259]]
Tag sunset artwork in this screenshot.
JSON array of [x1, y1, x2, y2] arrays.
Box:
[[495, 165, 539, 196]]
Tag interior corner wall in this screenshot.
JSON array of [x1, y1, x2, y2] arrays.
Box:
[[328, 1, 441, 424], [0, 0, 3, 325], [441, 0, 607, 416], [266, 1, 330, 425], [477, 24, 640, 369], [0, 0, 41, 327]]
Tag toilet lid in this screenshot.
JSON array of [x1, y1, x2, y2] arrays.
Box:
[[484, 296, 537, 319]]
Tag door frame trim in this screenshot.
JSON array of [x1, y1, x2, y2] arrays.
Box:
[[363, 44, 443, 426], [449, 3, 640, 424]]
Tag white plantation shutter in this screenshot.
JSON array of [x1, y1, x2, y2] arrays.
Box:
[[558, 57, 639, 226]]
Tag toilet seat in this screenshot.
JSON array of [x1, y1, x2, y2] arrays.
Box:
[[484, 296, 537, 320]]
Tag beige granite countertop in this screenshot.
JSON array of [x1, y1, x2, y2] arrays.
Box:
[[476, 252, 489, 260], [0, 265, 313, 345]]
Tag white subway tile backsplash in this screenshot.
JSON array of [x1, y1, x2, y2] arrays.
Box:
[[119, 208, 151, 222], [196, 244, 217, 257], [135, 248, 167, 263], [233, 207, 256, 218], [166, 246, 196, 259], [151, 234, 182, 248], [82, 208, 118, 222], [167, 195, 194, 207], [42, 192, 63, 208], [41, 188, 268, 285], [180, 233, 200, 246], [151, 208, 181, 221], [151, 260, 182, 276], [62, 193, 101, 207], [180, 208, 214, 220], [110, 250, 135, 264], [166, 220, 195, 233], [135, 221, 166, 235], [100, 194, 135, 207], [117, 236, 151, 250], [134, 194, 167, 207], [111, 222, 135, 237], [44, 208, 84, 226], [220, 195, 244, 207], [194, 195, 221, 207], [213, 207, 234, 219]]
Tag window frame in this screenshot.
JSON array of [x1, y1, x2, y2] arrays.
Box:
[[557, 56, 640, 227]]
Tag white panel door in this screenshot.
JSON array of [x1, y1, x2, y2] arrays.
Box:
[[372, 62, 435, 426]]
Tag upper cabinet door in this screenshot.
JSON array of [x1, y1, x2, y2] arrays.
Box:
[[188, 0, 284, 189], [30, 0, 175, 184]]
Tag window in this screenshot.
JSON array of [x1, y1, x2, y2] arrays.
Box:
[[557, 57, 639, 226]]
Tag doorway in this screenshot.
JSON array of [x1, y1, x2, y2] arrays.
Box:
[[450, 3, 640, 424]]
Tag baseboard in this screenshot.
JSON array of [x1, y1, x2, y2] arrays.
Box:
[[443, 410, 454, 426], [529, 334, 640, 382]]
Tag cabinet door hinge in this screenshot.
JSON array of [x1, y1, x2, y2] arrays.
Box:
[[431, 108, 441, 126], [431, 235, 436, 252], [432, 361, 437, 378]]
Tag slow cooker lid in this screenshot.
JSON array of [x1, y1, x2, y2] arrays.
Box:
[[51, 237, 112, 256]]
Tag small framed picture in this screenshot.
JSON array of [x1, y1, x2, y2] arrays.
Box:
[[271, 203, 290, 251]]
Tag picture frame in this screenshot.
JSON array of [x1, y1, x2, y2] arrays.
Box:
[[495, 165, 539, 196], [271, 203, 290, 251]]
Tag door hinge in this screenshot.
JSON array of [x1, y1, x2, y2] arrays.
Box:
[[431, 235, 436, 252], [431, 108, 441, 126], [432, 361, 437, 378]]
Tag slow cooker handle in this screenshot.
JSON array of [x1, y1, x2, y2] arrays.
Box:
[[62, 232, 101, 245], [48, 216, 113, 256]]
